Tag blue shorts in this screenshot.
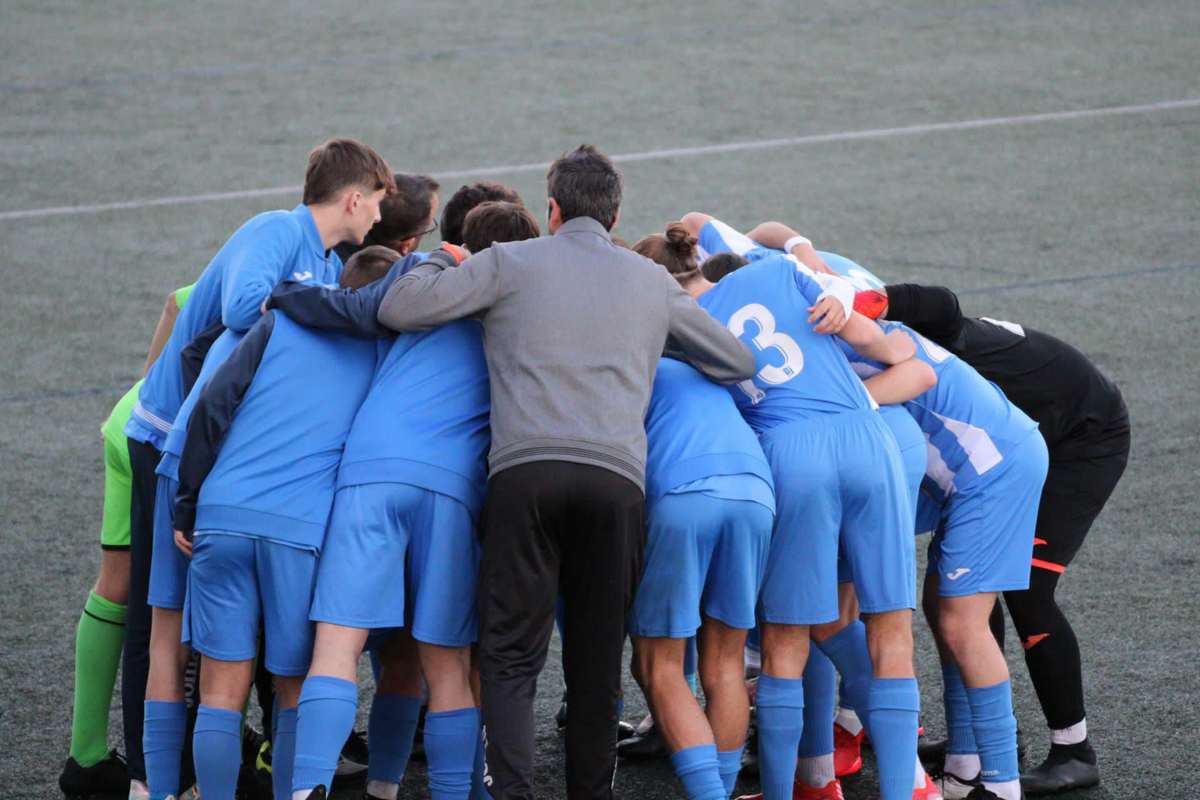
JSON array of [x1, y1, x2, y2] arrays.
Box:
[[310, 483, 479, 647], [148, 474, 188, 610], [760, 410, 916, 624], [629, 492, 773, 638], [697, 219, 777, 263], [182, 531, 317, 676], [926, 433, 1050, 597]]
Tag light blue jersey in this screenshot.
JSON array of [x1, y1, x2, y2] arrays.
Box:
[[697, 253, 874, 433], [127, 205, 341, 448], [841, 321, 1041, 502]]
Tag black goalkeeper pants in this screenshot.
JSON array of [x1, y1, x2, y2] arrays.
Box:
[[477, 461, 645, 800]]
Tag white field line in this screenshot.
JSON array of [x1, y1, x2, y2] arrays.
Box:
[[2, 97, 1197, 223]]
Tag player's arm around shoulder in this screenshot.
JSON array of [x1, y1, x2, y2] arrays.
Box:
[[861, 357, 937, 406], [377, 244, 502, 332], [221, 214, 305, 333], [662, 274, 756, 384], [838, 314, 917, 365]]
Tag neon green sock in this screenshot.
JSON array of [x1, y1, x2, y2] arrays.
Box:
[[69, 591, 126, 767]]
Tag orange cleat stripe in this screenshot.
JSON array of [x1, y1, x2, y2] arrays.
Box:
[[1033, 537, 1048, 546], [1023, 633, 1050, 650], [1031, 557, 1065, 573]]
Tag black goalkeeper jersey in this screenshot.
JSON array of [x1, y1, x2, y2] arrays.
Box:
[[884, 283, 1129, 460]]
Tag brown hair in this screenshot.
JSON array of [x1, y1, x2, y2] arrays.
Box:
[[302, 139, 396, 206], [462, 201, 541, 253], [441, 182, 524, 245], [546, 145, 621, 230], [701, 252, 750, 283], [364, 173, 441, 247], [633, 222, 700, 282], [340, 245, 400, 290]]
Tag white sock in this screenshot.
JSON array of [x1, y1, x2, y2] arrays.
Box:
[[914, 754, 927, 789], [744, 645, 762, 672], [944, 752, 981, 779], [834, 707, 863, 736], [366, 780, 400, 800], [292, 791, 310, 800], [982, 778, 1022, 800], [795, 754, 836, 787], [1050, 718, 1087, 746]]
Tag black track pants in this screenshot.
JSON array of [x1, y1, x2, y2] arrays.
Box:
[[477, 461, 645, 800]]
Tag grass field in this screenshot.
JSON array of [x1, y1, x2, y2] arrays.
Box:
[[2, 1, 1198, 797]]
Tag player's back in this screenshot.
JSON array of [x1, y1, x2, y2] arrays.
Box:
[[338, 319, 490, 516], [644, 357, 774, 508], [698, 254, 873, 433]]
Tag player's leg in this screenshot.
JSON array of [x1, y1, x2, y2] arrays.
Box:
[[1005, 443, 1126, 794], [697, 619, 753, 797], [361, 632, 423, 800], [410, 490, 483, 800], [122, 439, 163, 793], [194, 657, 254, 800]]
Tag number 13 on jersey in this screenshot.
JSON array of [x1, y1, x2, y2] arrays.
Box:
[[728, 303, 804, 404]]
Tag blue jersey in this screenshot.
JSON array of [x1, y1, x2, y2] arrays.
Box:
[[173, 311, 377, 550], [337, 319, 491, 520], [644, 358, 775, 511], [156, 329, 246, 483], [127, 205, 341, 448], [841, 321, 1040, 501], [698, 254, 874, 433]]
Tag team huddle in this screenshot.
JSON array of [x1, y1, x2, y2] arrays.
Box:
[[60, 141, 1130, 800]]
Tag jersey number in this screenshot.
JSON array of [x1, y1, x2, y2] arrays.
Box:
[[728, 303, 804, 403]]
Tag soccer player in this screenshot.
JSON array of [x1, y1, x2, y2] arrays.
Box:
[[119, 139, 394, 793], [865, 283, 1130, 794], [171, 251, 392, 800], [840, 318, 1050, 800], [268, 204, 539, 800], [376, 146, 756, 800], [334, 172, 440, 262], [59, 286, 194, 798], [628, 232, 776, 799], [439, 181, 524, 247], [642, 224, 921, 800]]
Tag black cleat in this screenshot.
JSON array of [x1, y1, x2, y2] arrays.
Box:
[[58, 752, 129, 798], [556, 691, 569, 729], [615, 719, 668, 760], [1021, 741, 1099, 795], [617, 719, 637, 740], [931, 767, 982, 800], [304, 786, 328, 800], [963, 787, 1011, 800], [334, 729, 369, 784], [918, 735, 947, 767]]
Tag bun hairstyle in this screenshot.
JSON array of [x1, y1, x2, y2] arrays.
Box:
[[633, 222, 702, 283]]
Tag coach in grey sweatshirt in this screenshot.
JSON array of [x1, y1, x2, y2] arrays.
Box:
[[376, 146, 754, 800]]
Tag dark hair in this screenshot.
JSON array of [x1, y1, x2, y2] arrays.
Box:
[[633, 223, 700, 282], [441, 182, 524, 245], [546, 144, 621, 230], [340, 245, 400, 290], [362, 173, 440, 248], [302, 138, 396, 206], [701, 252, 750, 283], [462, 201, 541, 253]]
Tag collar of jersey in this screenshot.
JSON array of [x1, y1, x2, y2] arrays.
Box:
[[291, 204, 328, 259]]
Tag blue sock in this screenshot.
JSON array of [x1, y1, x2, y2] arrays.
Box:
[[755, 674, 805, 800], [293, 676, 358, 793], [193, 706, 242, 800], [144, 700, 187, 800], [798, 650, 836, 759], [717, 747, 744, 796], [815, 622, 873, 737], [867, 678, 920, 800], [684, 637, 699, 695], [470, 724, 489, 799], [272, 708, 297, 800], [424, 707, 480, 799], [669, 744, 727, 800], [367, 693, 422, 784], [942, 664, 977, 756], [966, 681, 1019, 785]]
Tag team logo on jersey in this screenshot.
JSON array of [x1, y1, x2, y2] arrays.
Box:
[[292, 270, 314, 282], [945, 567, 971, 581]]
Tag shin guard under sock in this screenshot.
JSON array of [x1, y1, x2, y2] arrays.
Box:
[[70, 592, 127, 767], [966, 681, 1019, 794], [143, 700, 186, 800], [942, 664, 978, 760], [755, 674, 805, 800], [425, 707, 480, 799], [717, 747, 744, 796], [193, 706, 242, 800], [670, 744, 727, 800], [292, 676, 358, 793], [815, 621, 873, 733], [799, 649, 837, 759], [867, 678, 920, 800], [272, 708, 297, 800]]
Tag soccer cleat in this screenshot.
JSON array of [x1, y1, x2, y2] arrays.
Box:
[[833, 721, 864, 777], [918, 736, 947, 767], [615, 716, 668, 760], [932, 768, 982, 800], [913, 770, 945, 800], [962, 787, 1012, 800], [1020, 741, 1099, 795], [335, 729, 370, 783], [59, 752, 131, 798], [734, 778, 845, 800], [304, 786, 329, 800]]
